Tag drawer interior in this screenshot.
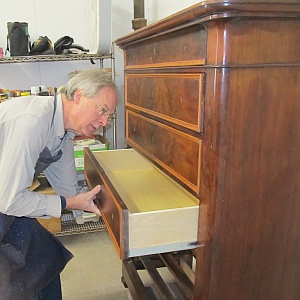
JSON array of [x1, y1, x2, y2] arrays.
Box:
[[92, 149, 199, 213]]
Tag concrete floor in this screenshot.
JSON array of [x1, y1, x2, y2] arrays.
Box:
[[58, 228, 189, 300], [58, 231, 129, 300]]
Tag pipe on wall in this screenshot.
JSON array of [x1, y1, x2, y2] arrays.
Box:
[[132, 0, 147, 30]]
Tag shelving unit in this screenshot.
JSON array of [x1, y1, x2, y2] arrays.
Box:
[[55, 211, 106, 237], [0, 47, 118, 149], [0, 53, 112, 64]]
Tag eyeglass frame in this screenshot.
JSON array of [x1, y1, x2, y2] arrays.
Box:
[[91, 98, 116, 123]]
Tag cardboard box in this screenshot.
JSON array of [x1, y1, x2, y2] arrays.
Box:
[[74, 135, 109, 171], [34, 183, 62, 233], [37, 216, 61, 233]]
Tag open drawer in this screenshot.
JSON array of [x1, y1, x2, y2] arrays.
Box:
[[84, 148, 200, 260]]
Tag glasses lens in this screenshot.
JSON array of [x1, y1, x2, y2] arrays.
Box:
[[93, 99, 115, 123], [107, 114, 115, 123]]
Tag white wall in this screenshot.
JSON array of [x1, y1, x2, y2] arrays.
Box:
[[145, 0, 200, 24], [0, 0, 198, 149]]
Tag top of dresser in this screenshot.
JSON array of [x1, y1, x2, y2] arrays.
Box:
[[115, 0, 300, 47]]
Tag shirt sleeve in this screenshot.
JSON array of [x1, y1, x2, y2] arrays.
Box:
[[0, 112, 62, 218]]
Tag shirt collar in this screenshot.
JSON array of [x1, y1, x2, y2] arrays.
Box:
[[52, 93, 75, 139]]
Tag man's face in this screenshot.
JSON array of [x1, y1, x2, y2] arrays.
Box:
[[71, 87, 117, 137]]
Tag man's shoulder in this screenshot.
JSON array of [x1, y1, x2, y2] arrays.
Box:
[[0, 96, 56, 130], [26, 95, 55, 114]]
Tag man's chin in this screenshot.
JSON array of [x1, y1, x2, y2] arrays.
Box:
[[82, 130, 96, 138]]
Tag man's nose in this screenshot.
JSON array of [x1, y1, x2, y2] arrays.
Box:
[[99, 115, 109, 126]]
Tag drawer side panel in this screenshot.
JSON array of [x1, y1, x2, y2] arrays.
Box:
[[128, 206, 199, 257]]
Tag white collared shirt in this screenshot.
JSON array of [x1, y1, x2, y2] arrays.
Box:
[[0, 94, 80, 218]]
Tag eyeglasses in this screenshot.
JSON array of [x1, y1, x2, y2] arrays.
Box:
[[91, 99, 116, 124]]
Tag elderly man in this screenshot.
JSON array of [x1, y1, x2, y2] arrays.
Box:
[[0, 69, 118, 299]]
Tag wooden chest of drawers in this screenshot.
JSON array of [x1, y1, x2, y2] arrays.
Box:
[[85, 1, 300, 299]]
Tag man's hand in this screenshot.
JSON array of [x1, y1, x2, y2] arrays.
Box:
[[65, 185, 101, 215]]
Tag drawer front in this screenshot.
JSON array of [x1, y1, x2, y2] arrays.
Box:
[[84, 148, 128, 259], [125, 24, 206, 68], [126, 111, 201, 194], [126, 73, 205, 132]]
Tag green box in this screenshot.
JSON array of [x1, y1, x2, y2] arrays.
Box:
[[74, 135, 109, 171]]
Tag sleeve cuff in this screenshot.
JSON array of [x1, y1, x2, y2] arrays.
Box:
[[60, 196, 67, 210]]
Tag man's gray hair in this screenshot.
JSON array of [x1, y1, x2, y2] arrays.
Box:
[[60, 68, 118, 99]]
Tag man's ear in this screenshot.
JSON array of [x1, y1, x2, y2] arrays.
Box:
[[73, 89, 83, 104]]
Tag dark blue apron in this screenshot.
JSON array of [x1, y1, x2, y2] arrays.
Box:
[[0, 96, 73, 299]]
